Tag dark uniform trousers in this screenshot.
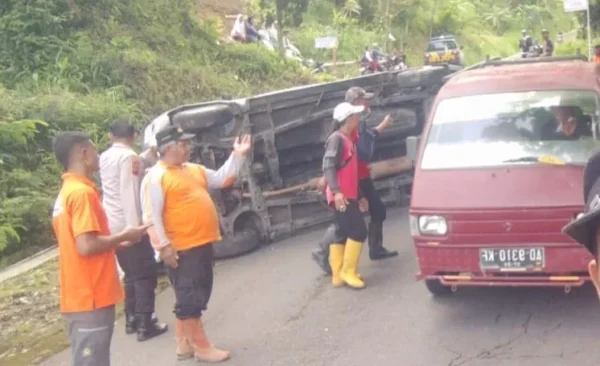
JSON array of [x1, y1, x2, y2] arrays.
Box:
[[167, 244, 214, 319], [315, 177, 387, 261], [116, 235, 158, 314]]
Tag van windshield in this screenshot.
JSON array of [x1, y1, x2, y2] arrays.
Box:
[[421, 90, 600, 170]]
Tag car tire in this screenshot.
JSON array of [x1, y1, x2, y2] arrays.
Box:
[[172, 104, 235, 133], [213, 229, 261, 260], [425, 279, 452, 296]]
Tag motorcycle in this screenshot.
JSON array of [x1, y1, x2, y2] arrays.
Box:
[[360, 55, 406, 75], [521, 40, 543, 58], [359, 57, 388, 75], [390, 55, 408, 71], [301, 59, 326, 74]]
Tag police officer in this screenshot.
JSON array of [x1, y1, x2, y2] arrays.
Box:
[[99, 120, 168, 341]]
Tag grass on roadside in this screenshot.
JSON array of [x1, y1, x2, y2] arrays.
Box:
[[0, 258, 171, 366]]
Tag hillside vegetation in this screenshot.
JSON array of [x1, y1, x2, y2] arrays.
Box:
[[0, 0, 582, 266]]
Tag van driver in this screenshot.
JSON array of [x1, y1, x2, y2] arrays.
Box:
[[549, 106, 582, 140]]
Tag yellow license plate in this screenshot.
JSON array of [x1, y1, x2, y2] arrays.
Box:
[[429, 51, 455, 63]]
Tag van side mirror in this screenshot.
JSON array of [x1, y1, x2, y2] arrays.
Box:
[[406, 135, 421, 163], [459, 45, 464, 50]]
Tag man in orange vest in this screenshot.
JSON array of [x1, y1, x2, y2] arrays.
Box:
[[52, 131, 149, 366], [147, 125, 251, 362], [593, 45, 600, 63]]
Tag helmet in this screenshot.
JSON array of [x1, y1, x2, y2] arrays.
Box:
[[542, 29, 549, 34]]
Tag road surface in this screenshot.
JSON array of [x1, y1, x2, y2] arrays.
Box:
[[41, 208, 600, 366]]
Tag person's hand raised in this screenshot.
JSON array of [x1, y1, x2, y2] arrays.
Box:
[[233, 135, 252, 156]]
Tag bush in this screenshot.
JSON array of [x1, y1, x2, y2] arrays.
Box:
[[0, 85, 142, 258]]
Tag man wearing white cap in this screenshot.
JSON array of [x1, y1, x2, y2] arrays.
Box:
[[323, 102, 369, 289]]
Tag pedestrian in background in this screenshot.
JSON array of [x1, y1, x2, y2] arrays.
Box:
[[99, 120, 168, 341], [147, 125, 251, 362], [52, 131, 149, 366]]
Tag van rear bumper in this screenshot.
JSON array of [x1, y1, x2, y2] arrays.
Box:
[[414, 241, 592, 288]]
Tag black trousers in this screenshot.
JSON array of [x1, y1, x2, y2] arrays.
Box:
[[360, 178, 386, 253], [116, 235, 158, 314], [315, 178, 387, 262], [332, 200, 368, 243], [359, 178, 386, 223], [167, 244, 214, 319]]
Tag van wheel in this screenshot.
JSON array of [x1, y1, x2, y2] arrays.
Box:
[[213, 229, 260, 260], [425, 279, 452, 296]]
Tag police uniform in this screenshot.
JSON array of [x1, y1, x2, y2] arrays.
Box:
[[99, 142, 167, 341]]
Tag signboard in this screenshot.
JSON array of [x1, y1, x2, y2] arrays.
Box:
[[314, 36, 338, 49], [563, 0, 588, 12]]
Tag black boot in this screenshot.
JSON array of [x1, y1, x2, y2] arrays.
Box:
[[136, 313, 168, 342], [125, 312, 137, 334], [368, 221, 398, 260]]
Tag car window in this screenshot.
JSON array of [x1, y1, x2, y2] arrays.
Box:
[[427, 40, 458, 52], [421, 90, 600, 169]]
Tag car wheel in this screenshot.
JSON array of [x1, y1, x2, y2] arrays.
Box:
[[425, 279, 452, 296], [213, 229, 261, 260]]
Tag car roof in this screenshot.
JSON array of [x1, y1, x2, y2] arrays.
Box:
[[438, 60, 599, 100]]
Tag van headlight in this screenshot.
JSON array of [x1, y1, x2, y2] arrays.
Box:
[[415, 215, 448, 236]]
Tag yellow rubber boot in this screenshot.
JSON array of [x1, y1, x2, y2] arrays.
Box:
[[329, 244, 345, 287], [341, 239, 366, 289]]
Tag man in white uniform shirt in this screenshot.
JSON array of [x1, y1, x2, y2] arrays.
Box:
[[99, 120, 168, 341]]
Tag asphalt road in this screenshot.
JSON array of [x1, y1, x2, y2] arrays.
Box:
[[41, 208, 600, 366]]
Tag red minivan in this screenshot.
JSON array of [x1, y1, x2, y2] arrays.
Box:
[[407, 56, 599, 295]]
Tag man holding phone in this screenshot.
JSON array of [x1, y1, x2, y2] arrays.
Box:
[[313, 87, 398, 274], [52, 131, 151, 366]]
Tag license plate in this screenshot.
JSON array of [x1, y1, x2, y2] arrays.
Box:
[[479, 247, 545, 271], [430, 52, 455, 63]]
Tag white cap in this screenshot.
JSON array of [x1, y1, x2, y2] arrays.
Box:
[[333, 102, 365, 122]]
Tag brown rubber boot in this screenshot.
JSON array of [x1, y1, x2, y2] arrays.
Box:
[[182, 318, 230, 362], [175, 319, 194, 360]]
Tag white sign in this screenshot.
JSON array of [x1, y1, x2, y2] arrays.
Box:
[[314, 36, 338, 49], [563, 0, 588, 12]]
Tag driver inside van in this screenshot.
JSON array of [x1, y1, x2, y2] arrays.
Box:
[[549, 106, 583, 140]]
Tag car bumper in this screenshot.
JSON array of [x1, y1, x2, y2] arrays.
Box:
[[414, 241, 592, 288]]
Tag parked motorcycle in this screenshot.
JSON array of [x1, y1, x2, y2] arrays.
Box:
[[521, 40, 543, 58], [360, 55, 405, 75]]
